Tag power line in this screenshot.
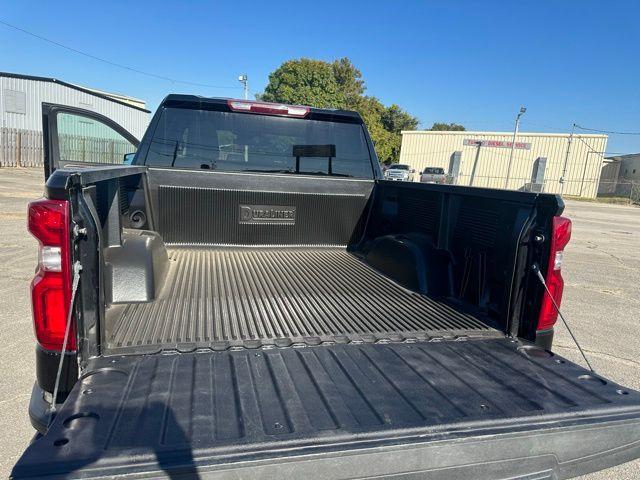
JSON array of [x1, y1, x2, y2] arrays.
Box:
[[571, 135, 633, 156], [574, 135, 601, 154], [0, 18, 240, 90], [575, 124, 640, 136], [521, 121, 640, 138]]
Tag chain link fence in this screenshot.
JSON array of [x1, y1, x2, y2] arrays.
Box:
[[420, 172, 639, 205], [598, 178, 640, 205], [450, 174, 603, 198]]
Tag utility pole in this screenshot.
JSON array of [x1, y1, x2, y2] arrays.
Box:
[[238, 74, 249, 100], [504, 106, 526, 189], [238, 74, 249, 162], [560, 123, 576, 195], [469, 140, 483, 186]]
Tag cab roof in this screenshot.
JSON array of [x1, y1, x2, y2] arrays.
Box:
[[160, 94, 364, 124]]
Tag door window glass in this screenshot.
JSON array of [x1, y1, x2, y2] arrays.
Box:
[[57, 112, 136, 164]]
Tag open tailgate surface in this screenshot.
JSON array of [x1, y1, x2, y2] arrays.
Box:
[[13, 339, 640, 479]]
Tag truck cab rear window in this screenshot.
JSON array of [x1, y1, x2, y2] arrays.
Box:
[[143, 107, 374, 178]]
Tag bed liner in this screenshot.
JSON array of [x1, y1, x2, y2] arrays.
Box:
[[105, 248, 500, 354]]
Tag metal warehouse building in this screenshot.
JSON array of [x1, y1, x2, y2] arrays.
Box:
[[399, 130, 608, 198], [0, 72, 150, 167], [609, 153, 640, 181], [598, 153, 640, 201]]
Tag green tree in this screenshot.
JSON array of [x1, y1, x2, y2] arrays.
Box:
[[331, 57, 365, 108], [430, 122, 466, 131], [259, 57, 419, 163], [259, 58, 342, 108], [382, 104, 419, 132], [354, 96, 395, 163], [379, 104, 419, 163]]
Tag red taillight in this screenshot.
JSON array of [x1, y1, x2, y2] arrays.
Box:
[[28, 199, 75, 351], [537, 216, 572, 331], [227, 99, 310, 117]]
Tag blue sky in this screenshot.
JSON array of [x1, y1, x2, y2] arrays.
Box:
[[1, 0, 639, 154]]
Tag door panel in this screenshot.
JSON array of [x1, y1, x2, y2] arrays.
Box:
[[42, 103, 140, 179]]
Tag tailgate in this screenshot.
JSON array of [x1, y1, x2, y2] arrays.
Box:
[[12, 339, 640, 480]]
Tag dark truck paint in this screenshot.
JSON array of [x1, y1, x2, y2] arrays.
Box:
[[12, 96, 640, 479]]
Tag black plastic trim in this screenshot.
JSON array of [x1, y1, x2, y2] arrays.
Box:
[[44, 166, 147, 199], [535, 328, 555, 350], [378, 178, 564, 206], [28, 383, 50, 434], [35, 345, 77, 395]]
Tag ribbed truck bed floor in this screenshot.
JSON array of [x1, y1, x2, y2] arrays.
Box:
[[13, 339, 640, 479], [106, 248, 499, 353]]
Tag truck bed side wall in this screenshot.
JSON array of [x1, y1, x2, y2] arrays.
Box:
[[354, 180, 561, 337]]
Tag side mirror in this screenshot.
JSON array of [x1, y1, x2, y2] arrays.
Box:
[[410, 169, 416, 174], [123, 152, 136, 165]]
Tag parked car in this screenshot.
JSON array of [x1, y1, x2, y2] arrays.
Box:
[[12, 96, 640, 480], [383, 163, 415, 181], [420, 166, 447, 184]]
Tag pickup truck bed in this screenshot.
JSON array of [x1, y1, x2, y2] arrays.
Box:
[[14, 338, 640, 479], [106, 247, 499, 354], [14, 97, 640, 479]]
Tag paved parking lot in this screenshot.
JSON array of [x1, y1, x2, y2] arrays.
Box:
[[0, 168, 638, 478]]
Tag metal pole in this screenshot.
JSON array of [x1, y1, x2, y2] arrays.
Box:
[[579, 152, 591, 198], [560, 123, 576, 195], [238, 74, 249, 100], [504, 107, 526, 189], [505, 119, 520, 188], [470, 141, 482, 186], [237, 74, 249, 161]]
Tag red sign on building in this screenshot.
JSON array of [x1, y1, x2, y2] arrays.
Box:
[[463, 139, 531, 150]]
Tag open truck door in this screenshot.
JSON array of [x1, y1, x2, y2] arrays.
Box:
[[42, 103, 140, 180]]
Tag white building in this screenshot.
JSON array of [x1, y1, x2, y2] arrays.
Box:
[[399, 130, 608, 198], [0, 72, 150, 166]]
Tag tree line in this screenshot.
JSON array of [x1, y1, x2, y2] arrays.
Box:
[[258, 57, 465, 164]]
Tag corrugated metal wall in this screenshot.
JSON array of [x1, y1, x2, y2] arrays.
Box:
[[399, 131, 608, 198], [0, 75, 149, 139]]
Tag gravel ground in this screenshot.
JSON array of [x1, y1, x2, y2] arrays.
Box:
[[0, 168, 638, 479]]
